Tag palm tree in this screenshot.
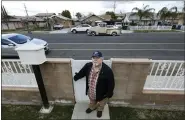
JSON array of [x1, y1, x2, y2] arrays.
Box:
[[130, 5, 155, 25], [157, 6, 178, 25], [157, 7, 171, 23]]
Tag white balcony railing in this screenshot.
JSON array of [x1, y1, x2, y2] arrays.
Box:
[[1, 59, 37, 87], [144, 60, 184, 92]]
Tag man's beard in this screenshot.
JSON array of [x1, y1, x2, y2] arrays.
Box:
[[93, 61, 101, 67]]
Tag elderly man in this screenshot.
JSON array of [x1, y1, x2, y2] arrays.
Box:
[[74, 51, 115, 118]]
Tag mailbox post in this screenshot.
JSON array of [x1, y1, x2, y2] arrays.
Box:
[[15, 43, 53, 113]]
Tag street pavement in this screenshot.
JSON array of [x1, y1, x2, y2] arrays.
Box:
[[2, 32, 184, 60]]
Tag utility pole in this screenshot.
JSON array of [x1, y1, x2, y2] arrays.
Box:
[[23, 3, 31, 33], [46, 9, 49, 29], [113, 1, 116, 13]]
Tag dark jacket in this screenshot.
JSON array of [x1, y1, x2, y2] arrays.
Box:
[[74, 62, 115, 101]]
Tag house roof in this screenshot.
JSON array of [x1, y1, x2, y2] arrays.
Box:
[[35, 13, 56, 17], [50, 15, 72, 20], [99, 15, 112, 21], [7, 16, 45, 22], [80, 14, 105, 22], [115, 14, 125, 17]]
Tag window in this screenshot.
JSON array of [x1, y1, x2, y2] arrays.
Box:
[[82, 24, 89, 27], [99, 24, 106, 27], [9, 35, 29, 44], [77, 25, 82, 27], [1, 39, 12, 45]]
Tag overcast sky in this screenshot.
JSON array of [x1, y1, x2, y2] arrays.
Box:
[[2, 1, 184, 18]]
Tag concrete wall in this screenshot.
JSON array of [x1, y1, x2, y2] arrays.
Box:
[[39, 58, 74, 102], [2, 58, 184, 110]]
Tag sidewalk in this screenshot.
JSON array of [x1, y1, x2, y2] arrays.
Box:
[[49, 28, 71, 34], [121, 30, 133, 34]]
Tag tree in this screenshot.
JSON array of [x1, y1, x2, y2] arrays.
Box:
[[61, 10, 72, 19], [130, 5, 155, 25], [157, 6, 178, 24], [157, 7, 171, 23], [75, 12, 82, 20], [105, 11, 117, 20], [1, 5, 10, 29]]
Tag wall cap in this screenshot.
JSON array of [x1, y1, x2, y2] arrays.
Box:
[[2, 86, 39, 92], [111, 58, 152, 63], [46, 58, 72, 63]]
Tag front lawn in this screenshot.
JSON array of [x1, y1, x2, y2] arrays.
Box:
[[2, 104, 185, 120]]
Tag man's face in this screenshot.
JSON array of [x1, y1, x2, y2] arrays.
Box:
[[92, 56, 103, 66]]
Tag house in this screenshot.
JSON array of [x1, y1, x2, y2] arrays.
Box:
[[2, 15, 23, 30], [124, 12, 183, 26], [1, 15, 47, 30], [177, 12, 185, 25], [124, 12, 160, 26], [115, 14, 125, 20], [80, 14, 111, 26], [49, 15, 73, 28]]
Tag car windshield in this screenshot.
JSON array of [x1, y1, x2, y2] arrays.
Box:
[[8, 35, 29, 44]]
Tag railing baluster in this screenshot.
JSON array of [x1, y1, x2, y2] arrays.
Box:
[[3, 61, 9, 73], [162, 62, 172, 88], [150, 62, 155, 75], [28, 65, 32, 73], [153, 62, 160, 80], [17, 61, 23, 73], [7, 61, 14, 73], [165, 63, 178, 88], [12, 61, 18, 73], [171, 63, 183, 89]]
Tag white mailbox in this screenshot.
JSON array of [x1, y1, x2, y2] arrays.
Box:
[[15, 43, 47, 65]]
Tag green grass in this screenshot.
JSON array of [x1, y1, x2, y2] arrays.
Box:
[[2, 105, 74, 120], [2, 105, 185, 120], [109, 107, 185, 120], [133, 30, 181, 33]]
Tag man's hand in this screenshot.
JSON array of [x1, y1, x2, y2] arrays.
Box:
[[74, 72, 78, 81]]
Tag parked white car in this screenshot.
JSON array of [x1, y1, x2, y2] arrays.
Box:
[[1, 33, 50, 54], [53, 24, 64, 30], [71, 24, 91, 33], [114, 22, 122, 29]]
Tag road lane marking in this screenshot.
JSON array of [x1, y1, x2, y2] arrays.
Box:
[[48, 43, 184, 45], [50, 49, 184, 51]]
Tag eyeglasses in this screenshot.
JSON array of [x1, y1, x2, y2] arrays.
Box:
[[92, 56, 100, 60]]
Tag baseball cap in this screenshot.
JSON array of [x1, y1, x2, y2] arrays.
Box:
[[92, 51, 103, 58]]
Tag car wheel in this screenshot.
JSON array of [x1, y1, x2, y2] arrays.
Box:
[[72, 29, 77, 33], [45, 49, 50, 54], [112, 32, 117, 36], [91, 31, 96, 36]]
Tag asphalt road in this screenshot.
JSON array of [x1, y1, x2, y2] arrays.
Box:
[[2, 32, 185, 60]]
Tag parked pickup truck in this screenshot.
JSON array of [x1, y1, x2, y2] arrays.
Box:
[[87, 22, 121, 36]]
